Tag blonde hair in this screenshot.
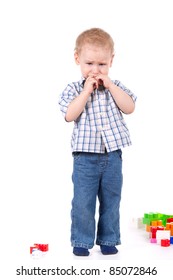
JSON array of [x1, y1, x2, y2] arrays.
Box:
[[75, 28, 114, 54]]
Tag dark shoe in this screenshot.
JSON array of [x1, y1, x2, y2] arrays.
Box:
[[100, 245, 118, 255], [73, 247, 89, 256]]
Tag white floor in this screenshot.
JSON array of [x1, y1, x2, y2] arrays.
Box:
[[52, 224, 173, 262], [12, 220, 173, 262], [3, 218, 173, 280]]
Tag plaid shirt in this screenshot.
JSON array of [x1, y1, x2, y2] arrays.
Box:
[[59, 77, 137, 153]]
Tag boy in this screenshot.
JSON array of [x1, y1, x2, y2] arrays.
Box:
[[59, 28, 137, 256]]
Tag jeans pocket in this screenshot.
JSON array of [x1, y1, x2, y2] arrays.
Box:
[[72, 152, 81, 161], [116, 149, 122, 160]]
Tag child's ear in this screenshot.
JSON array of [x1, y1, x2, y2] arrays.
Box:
[[110, 54, 114, 67], [74, 51, 80, 65]]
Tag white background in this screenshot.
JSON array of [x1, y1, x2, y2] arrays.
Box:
[[1, 0, 173, 274]]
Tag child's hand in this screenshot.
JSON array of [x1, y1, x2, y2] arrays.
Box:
[[96, 74, 113, 90], [84, 76, 98, 93], [84, 75, 113, 92]]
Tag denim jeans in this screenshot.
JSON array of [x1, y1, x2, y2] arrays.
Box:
[[71, 150, 123, 249]]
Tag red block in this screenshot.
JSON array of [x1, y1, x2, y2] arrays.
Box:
[[30, 245, 39, 254], [161, 239, 170, 247], [150, 226, 157, 238], [157, 226, 164, 230], [34, 243, 49, 252]]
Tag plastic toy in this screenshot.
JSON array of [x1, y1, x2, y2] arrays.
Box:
[[141, 212, 173, 247]]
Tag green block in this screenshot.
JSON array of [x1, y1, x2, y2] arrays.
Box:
[[142, 217, 150, 225]]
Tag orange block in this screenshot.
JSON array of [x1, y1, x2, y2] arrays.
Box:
[[151, 220, 163, 227], [151, 221, 157, 226], [171, 223, 173, 236], [146, 224, 151, 232], [165, 223, 171, 230], [157, 220, 162, 226]]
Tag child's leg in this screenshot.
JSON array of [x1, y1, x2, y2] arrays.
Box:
[[96, 149, 123, 248], [71, 152, 100, 251]]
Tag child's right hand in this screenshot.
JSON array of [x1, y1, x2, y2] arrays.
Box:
[[84, 76, 98, 94]]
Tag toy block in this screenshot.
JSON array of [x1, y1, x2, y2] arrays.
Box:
[[150, 226, 157, 239], [150, 238, 157, 243], [157, 226, 164, 231], [143, 213, 149, 218], [153, 213, 159, 219], [171, 224, 173, 236], [151, 221, 158, 227], [34, 243, 49, 252], [170, 236, 173, 244], [146, 224, 151, 232], [131, 217, 145, 229], [142, 212, 173, 247], [157, 220, 162, 226], [143, 217, 151, 225], [143, 212, 156, 225], [30, 243, 49, 258], [143, 213, 167, 225], [30, 245, 39, 254], [165, 223, 171, 230], [161, 239, 170, 247], [148, 213, 154, 219], [167, 218, 173, 223], [138, 218, 146, 229], [156, 213, 163, 219]]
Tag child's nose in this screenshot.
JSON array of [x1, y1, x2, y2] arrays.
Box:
[[92, 65, 99, 74]]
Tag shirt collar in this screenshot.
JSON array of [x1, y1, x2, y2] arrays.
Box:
[[79, 77, 86, 88]]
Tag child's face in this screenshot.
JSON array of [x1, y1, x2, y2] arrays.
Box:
[[74, 43, 114, 79]]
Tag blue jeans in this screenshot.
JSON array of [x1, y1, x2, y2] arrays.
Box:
[[71, 150, 123, 249]]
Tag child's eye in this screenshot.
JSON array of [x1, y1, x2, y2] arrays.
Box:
[[87, 63, 92, 65]]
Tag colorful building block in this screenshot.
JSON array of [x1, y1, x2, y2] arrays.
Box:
[[142, 212, 173, 247], [161, 239, 170, 247]]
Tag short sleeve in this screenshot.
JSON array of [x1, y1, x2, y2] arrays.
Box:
[[58, 83, 78, 118], [114, 80, 137, 103]]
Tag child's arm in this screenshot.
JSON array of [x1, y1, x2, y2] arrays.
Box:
[[65, 76, 96, 122], [65, 90, 90, 122], [96, 74, 135, 114], [108, 83, 135, 114]]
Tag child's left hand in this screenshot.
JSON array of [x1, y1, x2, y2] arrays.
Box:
[[96, 74, 114, 91]]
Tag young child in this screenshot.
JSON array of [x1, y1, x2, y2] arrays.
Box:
[[59, 28, 137, 256]]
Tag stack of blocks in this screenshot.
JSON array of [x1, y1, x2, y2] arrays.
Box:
[[142, 212, 173, 247]]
